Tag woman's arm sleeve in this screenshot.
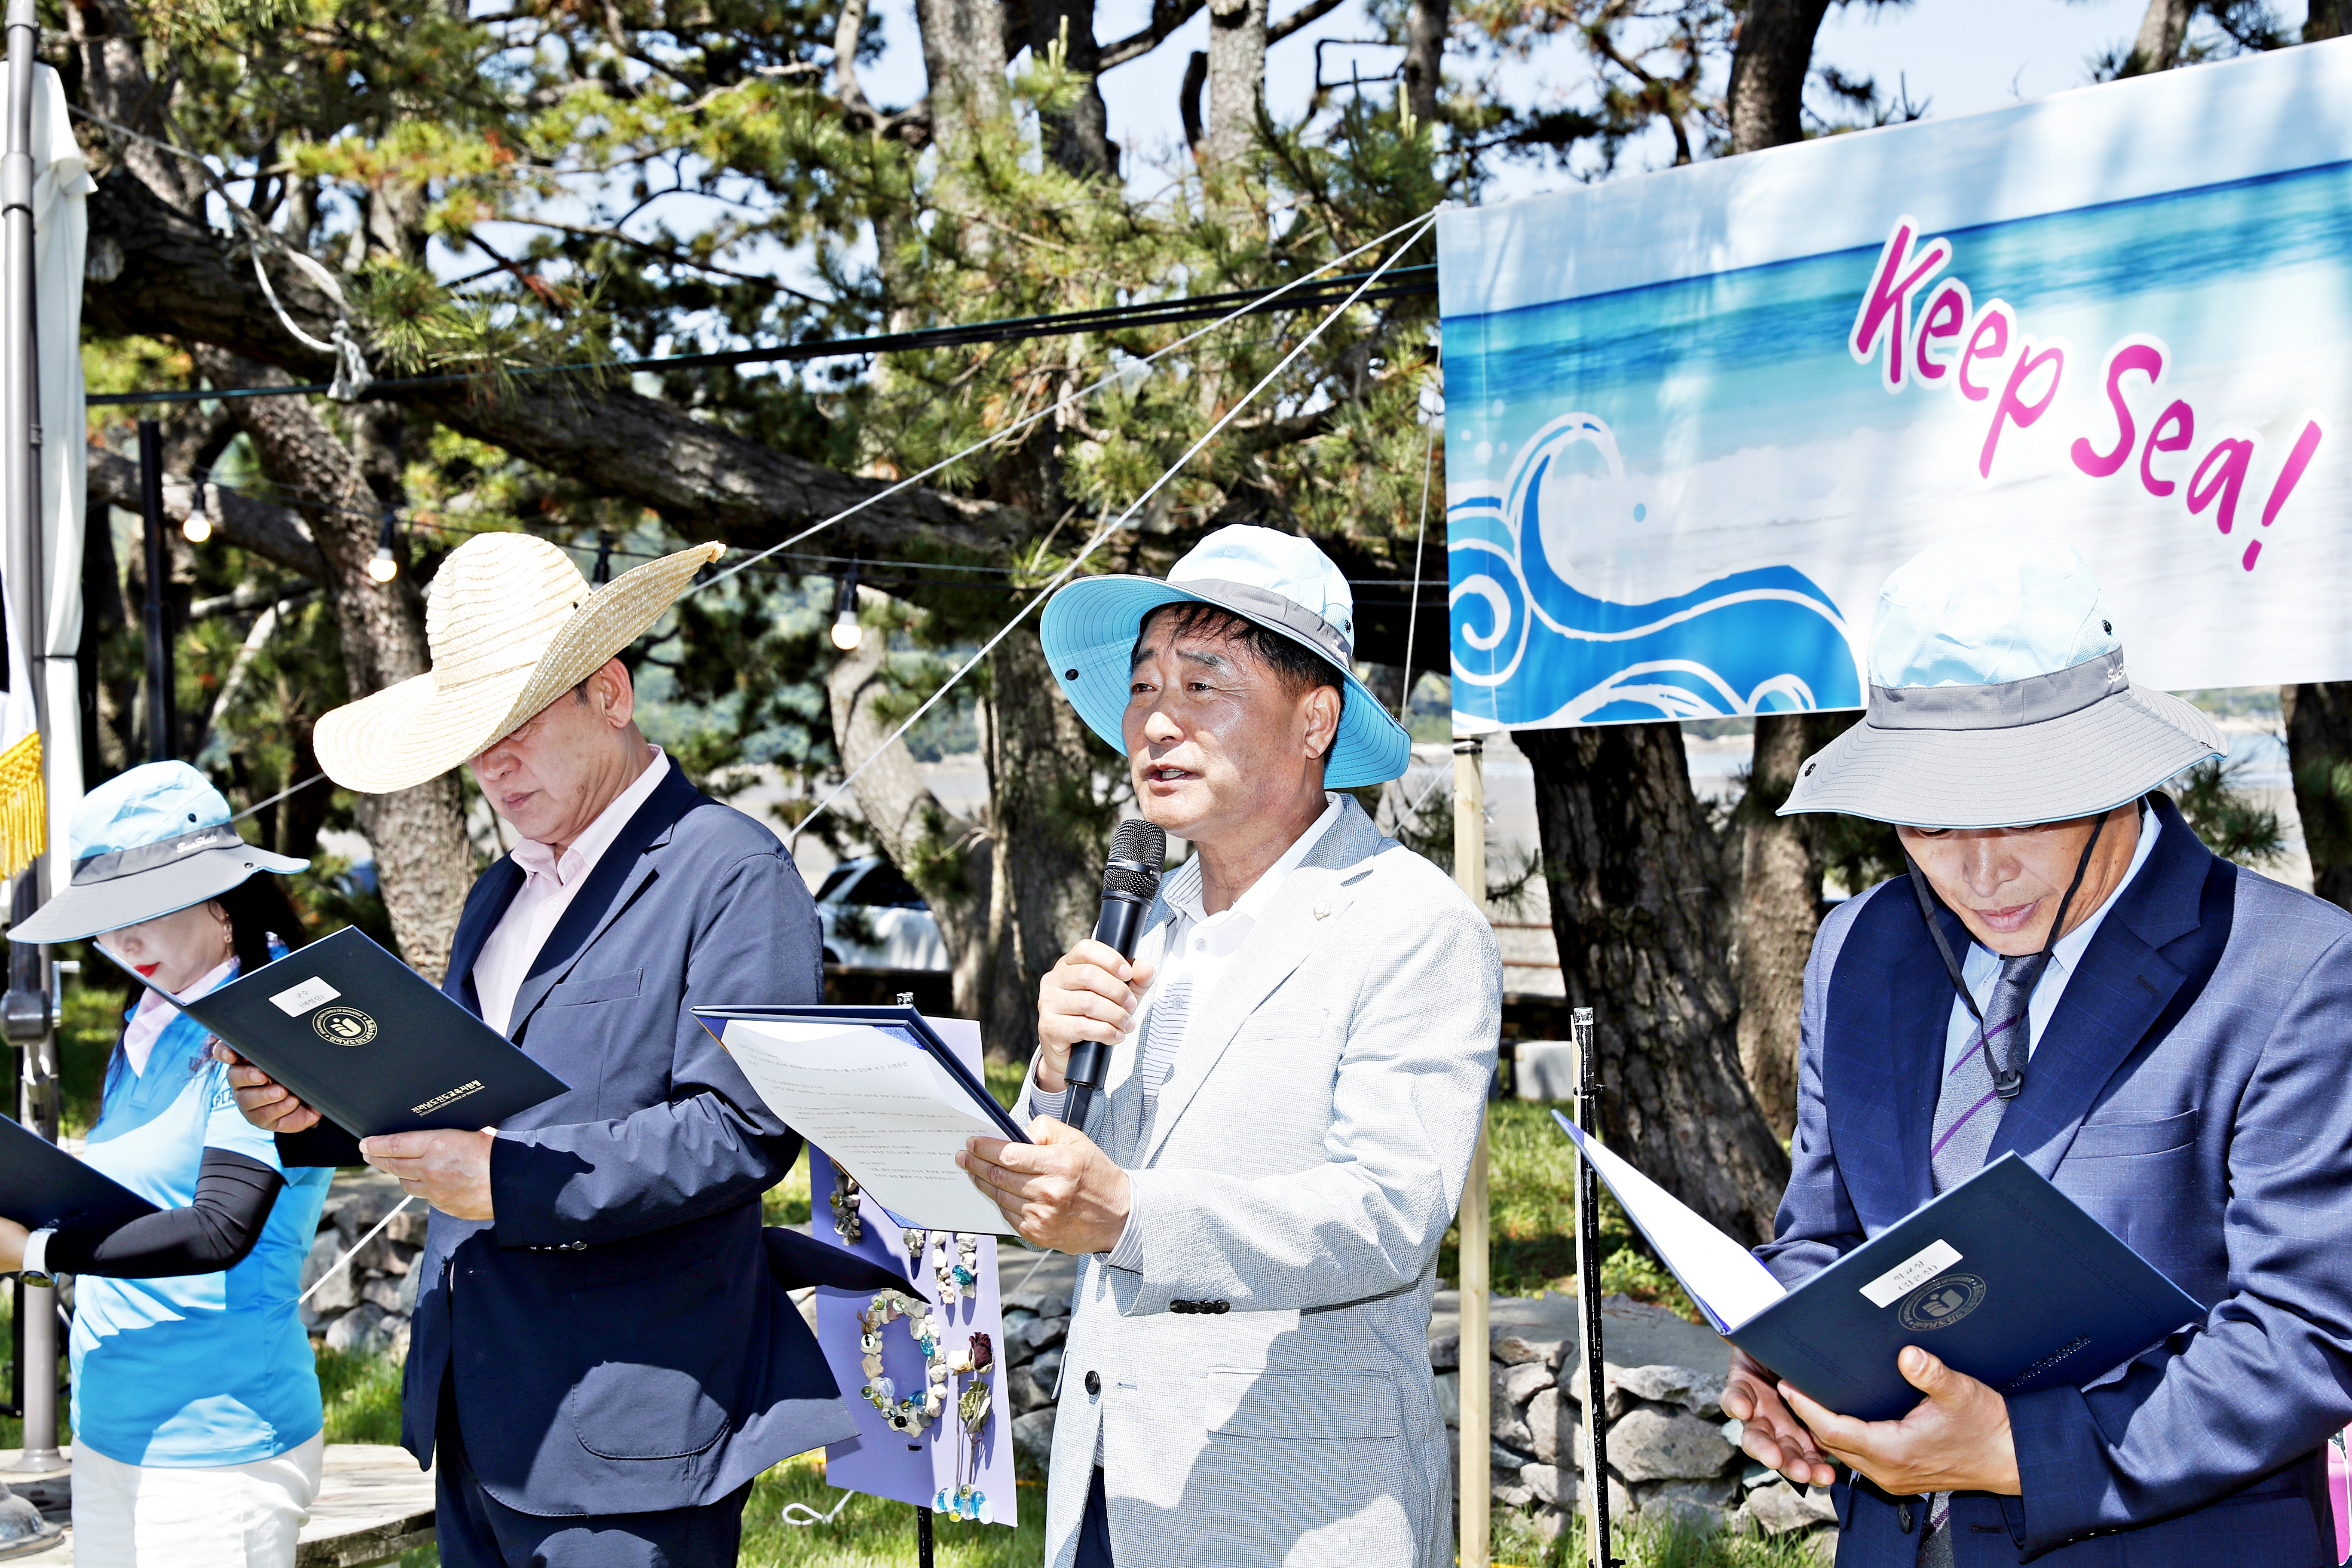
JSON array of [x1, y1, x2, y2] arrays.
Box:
[[43, 1148, 284, 1277]]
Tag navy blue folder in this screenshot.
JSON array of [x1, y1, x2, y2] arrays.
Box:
[[0, 1114, 156, 1232], [1559, 1113, 2205, 1423]]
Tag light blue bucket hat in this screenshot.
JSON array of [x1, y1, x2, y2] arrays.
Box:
[[1781, 538, 2223, 830], [8, 761, 308, 943], [1039, 525, 1413, 788]]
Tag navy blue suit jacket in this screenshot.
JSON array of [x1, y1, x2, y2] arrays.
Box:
[[1764, 795, 2352, 1567], [394, 763, 856, 1516]]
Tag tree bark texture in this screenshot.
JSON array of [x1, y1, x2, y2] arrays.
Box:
[[1201, 0, 1269, 181], [1518, 722, 1791, 1243], [916, 0, 1012, 146], [189, 350, 471, 982], [1725, 0, 1834, 153], [2120, 0, 2194, 75], [2286, 683, 2352, 913], [825, 623, 997, 1023], [1027, 0, 1118, 177], [1402, 0, 1447, 126], [981, 628, 1112, 1060]]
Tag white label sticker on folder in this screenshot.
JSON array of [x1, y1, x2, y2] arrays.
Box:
[[270, 977, 342, 1017], [1860, 1239, 1962, 1308]]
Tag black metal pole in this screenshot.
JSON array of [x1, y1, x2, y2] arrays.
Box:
[[135, 418, 174, 760], [916, 1504, 934, 1568], [1574, 1006, 1617, 1568]]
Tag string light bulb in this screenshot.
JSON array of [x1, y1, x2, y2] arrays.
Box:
[[366, 514, 401, 584], [830, 560, 863, 652], [181, 481, 211, 543]]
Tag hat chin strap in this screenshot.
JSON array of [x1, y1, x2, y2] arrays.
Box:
[[1902, 807, 2114, 1103]]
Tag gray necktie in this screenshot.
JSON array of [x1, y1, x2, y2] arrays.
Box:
[[1920, 952, 2043, 1566]]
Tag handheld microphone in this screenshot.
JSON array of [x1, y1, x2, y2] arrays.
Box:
[[1063, 818, 1166, 1130]]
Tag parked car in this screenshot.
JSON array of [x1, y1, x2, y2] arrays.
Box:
[[812, 856, 950, 971]]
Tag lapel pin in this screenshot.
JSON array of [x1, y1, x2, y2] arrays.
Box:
[[1313, 900, 1332, 920]]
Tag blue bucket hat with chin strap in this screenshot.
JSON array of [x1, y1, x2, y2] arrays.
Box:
[[7, 761, 309, 945], [1779, 537, 2224, 830], [1039, 524, 1414, 788]]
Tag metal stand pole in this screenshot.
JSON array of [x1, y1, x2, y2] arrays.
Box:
[[916, 1504, 934, 1568], [1453, 735, 1489, 1568], [135, 420, 175, 761], [1572, 1007, 1617, 1568], [0, 0, 61, 1475]]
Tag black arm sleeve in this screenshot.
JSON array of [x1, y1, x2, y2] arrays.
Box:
[[44, 1148, 285, 1278], [276, 1121, 363, 1168]]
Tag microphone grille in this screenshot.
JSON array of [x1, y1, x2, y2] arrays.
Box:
[[1102, 818, 1167, 900]]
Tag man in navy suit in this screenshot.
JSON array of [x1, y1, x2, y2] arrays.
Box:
[[1730, 537, 2352, 1568], [224, 535, 866, 1566]]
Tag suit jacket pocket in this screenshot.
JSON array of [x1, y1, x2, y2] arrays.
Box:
[[564, 1258, 733, 1459], [2068, 1107, 2199, 1159], [545, 968, 644, 1008], [1204, 1368, 1399, 1441], [1230, 1006, 1330, 1044]]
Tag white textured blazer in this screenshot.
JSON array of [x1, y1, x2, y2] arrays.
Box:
[[1021, 796, 1502, 1568]]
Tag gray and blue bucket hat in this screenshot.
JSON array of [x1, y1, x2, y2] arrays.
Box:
[[8, 761, 308, 944], [1779, 539, 2223, 830], [1039, 525, 1413, 789]]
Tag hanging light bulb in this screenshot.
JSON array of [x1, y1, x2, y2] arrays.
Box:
[[366, 513, 401, 584], [830, 559, 863, 652], [181, 481, 211, 543]]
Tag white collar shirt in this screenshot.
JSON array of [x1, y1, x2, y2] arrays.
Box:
[[472, 746, 670, 1036], [122, 956, 238, 1077], [1941, 804, 2161, 1076]]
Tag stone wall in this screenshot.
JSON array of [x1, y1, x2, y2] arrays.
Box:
[[299, 1174, 424, 1361]]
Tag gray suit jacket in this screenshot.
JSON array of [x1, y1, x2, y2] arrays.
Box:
[[1022, 797, 1501, 1568]]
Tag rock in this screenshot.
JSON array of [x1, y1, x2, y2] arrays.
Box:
[[325, 1180, 403, 1244], [1522, 1463, 1577, 1512], [383, 1315, 412, 1366], [380, 1241, 417, 1277], [1490, 1396, 1534, 1453], [1605, 1406, 1738, 1483], [1012, 1409, 1057, 1467], [361, 1275, 405, 1314], [1653, 1477, 1740, 1510], [1491, 1440, 1532, 1472], [1616, 1364, 1727, 1418], [1008, 1313, 1066, 1360], [1031, 1348, 1064, 1393], [299, 1233, 360, 1318], [1493, 1481, 1533, 1510], [1747, 1480, 1839, 1536], [1499, 1360, 1553, 1411], [1008, 1366, 1052, 1415], [1492, 1332, 1562, 1367], [1525, 1387, 1579, 1467], [383, 1208, 428, 1247], [1530, 1506, 1568, 1544], [1433, 1370, 1459, 1428], [1003, 1291, 1070, 1320], [349, 1232, 404, 1276], [397, 1265, 421, 1317], [1568, 1362, 1634, 1421], [1428, 1333, 1459, 1372], [1645, 1482, 1730, 1536], [1001, 1307, 1039, 1345], [325, 1303, 387, 1356]]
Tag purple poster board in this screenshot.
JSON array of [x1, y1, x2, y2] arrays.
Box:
[[808, 1016, 1017, 1528]]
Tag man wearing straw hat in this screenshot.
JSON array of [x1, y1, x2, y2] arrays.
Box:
[[223, 533, 865, 1567], [1727, 538, 2352, 1568], [957, 525, 1503, 1568]]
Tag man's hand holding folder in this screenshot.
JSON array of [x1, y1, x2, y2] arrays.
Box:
[[217, 1044, 499, 1221], [1727, 1344, 2021, 1497]]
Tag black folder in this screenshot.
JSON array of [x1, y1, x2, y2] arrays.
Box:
[[107, 926, 568, 1140], [0, 1115, 156, 1232]]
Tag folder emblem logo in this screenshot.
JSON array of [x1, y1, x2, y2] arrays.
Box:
[[1897, 1272, 1988, 1331], [312, 1006, 379, 1047]]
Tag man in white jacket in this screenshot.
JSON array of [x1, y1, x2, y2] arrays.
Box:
[[959, 526, 1502, 1568]]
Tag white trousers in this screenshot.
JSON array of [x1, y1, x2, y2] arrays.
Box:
[[70, 1432, 324, 1568]]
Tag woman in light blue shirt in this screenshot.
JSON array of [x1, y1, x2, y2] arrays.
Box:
[[0, 762, 329, 1567]]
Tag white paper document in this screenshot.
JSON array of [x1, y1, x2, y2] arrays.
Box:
[[720, 1018, 1020, 1235], [1553, 1111, 1787, 1333]]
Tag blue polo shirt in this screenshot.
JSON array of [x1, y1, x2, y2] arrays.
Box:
[[70, 975, 332, 1467]]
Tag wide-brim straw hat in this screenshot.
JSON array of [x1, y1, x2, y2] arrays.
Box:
[[10, 760, 308, 944], [1780, 537, 2223, 830], [1040, 524, 1412, 789], [315, 533, 723, 795]]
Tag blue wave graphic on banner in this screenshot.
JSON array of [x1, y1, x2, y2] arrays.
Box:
[[1449, 415, 1863, 726]]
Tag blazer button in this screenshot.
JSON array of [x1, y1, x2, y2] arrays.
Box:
[[1084, 1370, 1101, 1397], [1211, 1301, 1229, 1314]]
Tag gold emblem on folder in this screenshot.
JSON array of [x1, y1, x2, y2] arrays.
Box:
[[313, 1005, 379, 1046]]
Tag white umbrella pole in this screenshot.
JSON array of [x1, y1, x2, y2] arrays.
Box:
[[1, 0, 63, 1468]]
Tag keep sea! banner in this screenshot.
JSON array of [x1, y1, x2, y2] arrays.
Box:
[[1438, 40, 2352, 732]]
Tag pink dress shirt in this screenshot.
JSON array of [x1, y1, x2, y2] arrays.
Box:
[[470, 747, 671, 1036]]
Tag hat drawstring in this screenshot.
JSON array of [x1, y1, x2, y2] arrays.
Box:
[[1904, 810, 2111, 1103]]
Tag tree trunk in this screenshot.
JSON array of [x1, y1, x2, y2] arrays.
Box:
[[2311, 1, 2352, 41], [2285, 684, 2352, 912], [980, 628, 1111, 1061], [1726, 0, 1833, 153], [1200, 0, 1269, 182], [2119, 0, 2194, 75], [916, 0, 1011, 144], [190, 350, 471, 982], [1402, 0, 1446, 126], [1519, 722, 1791, 1243], [825, 620, 997, 1023], [1028, 0, 1118, 177]]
